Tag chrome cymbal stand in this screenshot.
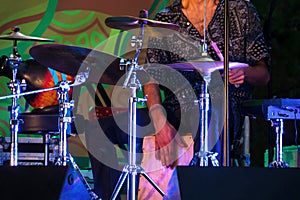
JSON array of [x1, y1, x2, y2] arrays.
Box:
[[189, 74, 219, 167], [111, 10, 165, 200], [7, 37, 26, 166], [55, 81, 73, 167], [110, 60, 165, 200], [189, 0, 219, 166], [55, 73, 99, 199], [55, 69, 90, 166]]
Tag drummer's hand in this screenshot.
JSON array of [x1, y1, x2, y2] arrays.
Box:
[[228, 68, 246, 85], [144, 83, 188, 168], [154, 121, 187, 168]]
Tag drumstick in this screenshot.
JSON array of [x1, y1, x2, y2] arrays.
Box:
[[211, 41, 224, 61], [210, 41, 239, 88]]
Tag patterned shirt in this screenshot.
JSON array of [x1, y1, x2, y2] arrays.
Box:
[[145, 0, 270, 114]]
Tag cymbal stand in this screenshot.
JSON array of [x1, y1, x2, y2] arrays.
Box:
[[111, 11, 165, 200], [189, 74, 219, 167], [55, 73, 99, 199], [269, 119, 289, 168], [7, 38, 26, 166], [189, 0, 219, 166], [51, 69, 90, 166], [55, 81, 73, 166]]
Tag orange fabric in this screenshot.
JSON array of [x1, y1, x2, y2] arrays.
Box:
[[29, 72, 74, 108]]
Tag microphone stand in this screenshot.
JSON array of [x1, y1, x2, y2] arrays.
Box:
[[223, 0, 230, 167]]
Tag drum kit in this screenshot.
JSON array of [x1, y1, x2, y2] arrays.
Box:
[[0, 27, 98, 199], [0, 11, 249, 200]]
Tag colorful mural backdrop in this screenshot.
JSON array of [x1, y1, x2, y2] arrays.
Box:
[[0, 0, 169, 162]]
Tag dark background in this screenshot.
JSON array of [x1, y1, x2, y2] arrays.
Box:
[[250, 0, 300, 166]]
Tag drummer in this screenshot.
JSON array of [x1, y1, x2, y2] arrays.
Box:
[[143, 0, 270, 167], [86, 0, 270, 198]]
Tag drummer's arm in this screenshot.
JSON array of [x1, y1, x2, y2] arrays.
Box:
[[143, 82, 186, 167], [229, 60, 270, 86], [143, 82, 165, 129]]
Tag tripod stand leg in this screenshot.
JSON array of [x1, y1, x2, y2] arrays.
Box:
[[110, 169, 129, 200], [208, 152, 219, 166], [189, 152, 208, 166], [68, 154, 99, 199], [140, 169, 165, 197]]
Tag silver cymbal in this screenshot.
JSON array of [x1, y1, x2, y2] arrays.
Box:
[[29, 44, 123, 85], [0, 31, 54, 42], [29, 44, 150, 85], [167, 58, 248, 75], [105, 16, 180, 31]]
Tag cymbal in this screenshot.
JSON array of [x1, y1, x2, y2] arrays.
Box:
[[105, 16, 180, 31], [167, 58, 248, 75], [29, 44, 149, 85], [0, 31, 54, 42]]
